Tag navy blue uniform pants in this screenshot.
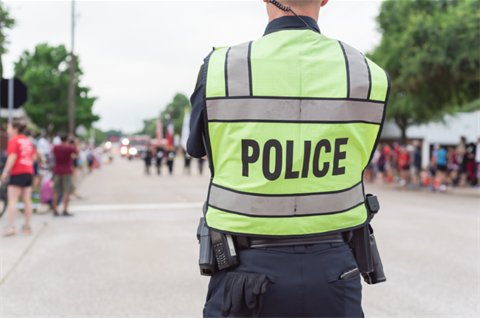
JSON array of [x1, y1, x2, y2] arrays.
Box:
[[203, 242, 364, 317]]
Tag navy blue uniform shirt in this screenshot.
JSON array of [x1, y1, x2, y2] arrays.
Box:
[[187, 16, 321, 158]]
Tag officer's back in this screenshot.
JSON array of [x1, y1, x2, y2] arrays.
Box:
[[188, 1, 389, 317]]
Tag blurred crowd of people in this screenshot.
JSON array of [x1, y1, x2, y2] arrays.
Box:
[[1, 120, 106, 237], [364, 137, 480, 192], [30, 131, 102, 176], [139, 145, 206, 176]]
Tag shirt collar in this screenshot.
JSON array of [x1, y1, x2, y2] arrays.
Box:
[[264, 15, 321, 36]]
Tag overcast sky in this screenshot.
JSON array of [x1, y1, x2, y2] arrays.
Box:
[[3, 0, 383, 133]]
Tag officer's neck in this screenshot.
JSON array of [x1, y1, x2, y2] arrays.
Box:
[[267, 6, 319, 22]]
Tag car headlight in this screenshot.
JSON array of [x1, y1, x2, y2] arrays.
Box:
[[129, 147, 138, 155], [120, 146, 128, 155]]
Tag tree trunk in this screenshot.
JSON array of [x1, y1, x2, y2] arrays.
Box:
[[68, 53, 76, 135], [400, 125, 407, 145], [394, 116, 409, 145], [0, 54, 3, 79]]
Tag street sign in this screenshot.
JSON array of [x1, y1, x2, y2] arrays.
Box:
[[0, 78, 28, 109]]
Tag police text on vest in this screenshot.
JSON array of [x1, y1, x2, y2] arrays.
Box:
[[241, 139, 348, 181]]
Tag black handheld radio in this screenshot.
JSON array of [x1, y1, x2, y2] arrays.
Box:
[[197, 217, 239, 275], [210, 230, 239, 270]]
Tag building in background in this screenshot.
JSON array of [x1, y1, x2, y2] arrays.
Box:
[[381, 111, 479, 168]]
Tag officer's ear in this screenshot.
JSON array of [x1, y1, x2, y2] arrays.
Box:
[[320, 0, 329, 7]]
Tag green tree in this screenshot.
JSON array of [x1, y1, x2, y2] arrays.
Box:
[[83, 127, 105, 146], [368, 0, 480, 143], [137, 118, 157, 138], [91, 127, 106, 146], [105, 129, 123, 141], [0, 2, 15, 78], [160, 93, 190, 135], [14, 44, 99, 134]]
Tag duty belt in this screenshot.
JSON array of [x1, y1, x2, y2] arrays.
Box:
[[237, 232, 345, 249]]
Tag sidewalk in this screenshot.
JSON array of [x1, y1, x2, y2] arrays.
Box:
[[0, 168, 90, 284], [0, 159, 100, 282], [0, 157, 209, 317], [0, 216, 48, 284], [366, 181, 479, 198]]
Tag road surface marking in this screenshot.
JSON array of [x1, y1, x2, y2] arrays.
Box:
[[69, 202, 204, 212]]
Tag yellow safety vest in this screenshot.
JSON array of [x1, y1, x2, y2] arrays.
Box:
[[203, 29, 390, 237]]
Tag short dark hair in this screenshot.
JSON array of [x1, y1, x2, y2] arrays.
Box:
[[59, 132, 68, 142], [11, 119, 27, 134], [283, 0, 322, 9]]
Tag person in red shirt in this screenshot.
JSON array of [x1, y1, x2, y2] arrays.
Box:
[[52, 133, 78, 216], [398, 145, 411, 185], [2, 119, 35, 236]]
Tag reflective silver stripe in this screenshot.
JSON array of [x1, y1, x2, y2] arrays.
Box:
[[209, 183, 364, 217], [341, 42, 370, 100], [207, 99, 384, 124], [226, 41, 251, 97]]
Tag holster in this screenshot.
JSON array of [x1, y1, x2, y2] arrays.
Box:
[[197, 217, 217, 276], [350, 194, 386, 285], [362, 225, 386, 284]]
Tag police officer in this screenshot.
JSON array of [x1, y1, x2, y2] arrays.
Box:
[[165, 147, 176, 175], [198, 157, 206, 175], [141, 147, 153, 175], [155, 146, 164, 175], [188, 0, 390, 316], [182, 147, 192, 175]]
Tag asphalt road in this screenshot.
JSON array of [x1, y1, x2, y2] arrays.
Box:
[[1, 156, 478, 317]]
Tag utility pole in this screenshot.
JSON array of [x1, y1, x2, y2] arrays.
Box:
[[8, 78, 13, 123], [68, 0, 76, 135]]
